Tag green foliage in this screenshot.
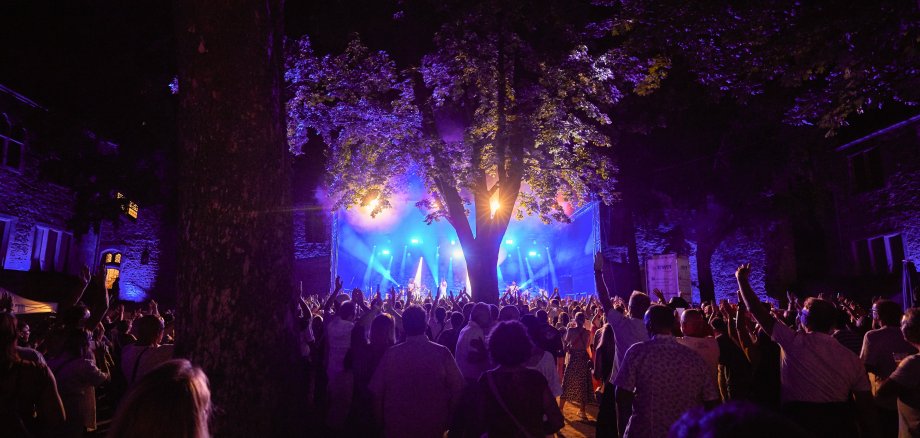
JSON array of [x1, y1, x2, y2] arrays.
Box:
[[600, 0, 920, 133], [286, 0, 653, 230]]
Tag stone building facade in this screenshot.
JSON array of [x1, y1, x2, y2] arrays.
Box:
[[828, 114, 920, 300], [0, 84, 167, 304]]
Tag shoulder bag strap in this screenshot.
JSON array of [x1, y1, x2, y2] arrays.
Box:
[[486, 372, 536, 438], [131, 346, 152, 383]]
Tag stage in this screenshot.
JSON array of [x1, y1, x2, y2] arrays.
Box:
[[329, 185, 601, 297]]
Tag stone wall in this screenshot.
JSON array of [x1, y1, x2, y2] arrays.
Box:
[[0, 147, 94, 275], [631, 221, 770, 305], [832, 123, 920, 297], [97, 205, 169, 302]]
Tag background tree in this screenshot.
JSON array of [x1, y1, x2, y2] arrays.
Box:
[[591, 0, 919, 301], [287, 0, 652, 303], [174, 0, 304, 435], [597, 0, 920, 133]]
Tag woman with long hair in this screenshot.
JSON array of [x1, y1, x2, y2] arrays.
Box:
[[347, 313, 395, 437], [107, 359, 211, 438], [560, 312, 593, 419]]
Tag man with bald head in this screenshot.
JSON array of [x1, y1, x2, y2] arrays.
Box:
[[677, 309, 720, 383]]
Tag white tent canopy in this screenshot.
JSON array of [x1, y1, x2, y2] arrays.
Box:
[[11, 292, 57, 314]]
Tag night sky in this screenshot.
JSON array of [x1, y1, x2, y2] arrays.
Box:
[[0, 0, 451, 206], [0, 1, 432, 152], [2, 1, 910, 149], [0, 0, 914, 206]]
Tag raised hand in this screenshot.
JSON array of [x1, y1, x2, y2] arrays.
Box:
[[653, 288, 666, 303], [735, 263, 752, 282], [334, 276, 344, 292], [80, 264, 92, 287]]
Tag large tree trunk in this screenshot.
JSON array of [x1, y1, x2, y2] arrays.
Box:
[[464, 236, 502, 304], [697, 241, 717, 304], [174, 1, 305, 436]]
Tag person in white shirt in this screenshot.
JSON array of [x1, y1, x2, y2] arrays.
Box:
[[676, 309, 720, 383], [455, 303, 492, 383], [736, 263, 873, 438], [121, 315, 174, 388], [592, 252, 651, 437], [428, 306, 448, 341], [324, 300, 356, 429], [878, 307, 920, 437]]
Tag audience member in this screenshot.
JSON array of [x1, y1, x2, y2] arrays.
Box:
[[614, 304, 720, 438], [0, 311, 65, 436], [369, 305, 464, 438], [560, 311, 593, 419], [594, 252, 652, 437], [862, 299, 917, 436], [47, 328, 111, 437], [878, 307, 920, 437], [676, 309, 720, 384], [476, 320, 564, 437], [737, 263, 874, 438], [107, 359, 211, 438]]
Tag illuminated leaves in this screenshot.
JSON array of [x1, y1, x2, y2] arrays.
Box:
[[284, 0, 665, 226]]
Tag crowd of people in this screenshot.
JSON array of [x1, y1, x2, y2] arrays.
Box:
[[1, 267, 209, 438], [4, 252, 920, 437]]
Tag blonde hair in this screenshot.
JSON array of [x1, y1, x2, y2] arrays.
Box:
[[108, 359, 211, 438]]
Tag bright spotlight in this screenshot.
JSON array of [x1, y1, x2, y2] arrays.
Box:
[[528, 250, 538, 257], [414, 257, 424, 289], [452, 249, 463, 258], [490, 198, 500, 217], [368, 198, 380, 209], [410, 238, 420, 245], [505, 239, 514, 245], [381, 249, 391, 255]]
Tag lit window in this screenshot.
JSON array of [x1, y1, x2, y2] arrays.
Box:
[[104, 267, 120, 290], [101, 250, 123, 290], [101, 250, 122, 266], [116, 192, 140, 219], [127, 201, 139, 219]]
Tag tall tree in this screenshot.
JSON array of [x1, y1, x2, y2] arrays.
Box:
[[597, 0, 920, 133], [287, 0, 648, 303], [174, 0, 304, 435]]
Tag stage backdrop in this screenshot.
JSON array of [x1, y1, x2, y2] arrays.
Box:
[[330, 183, 599, 297]]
